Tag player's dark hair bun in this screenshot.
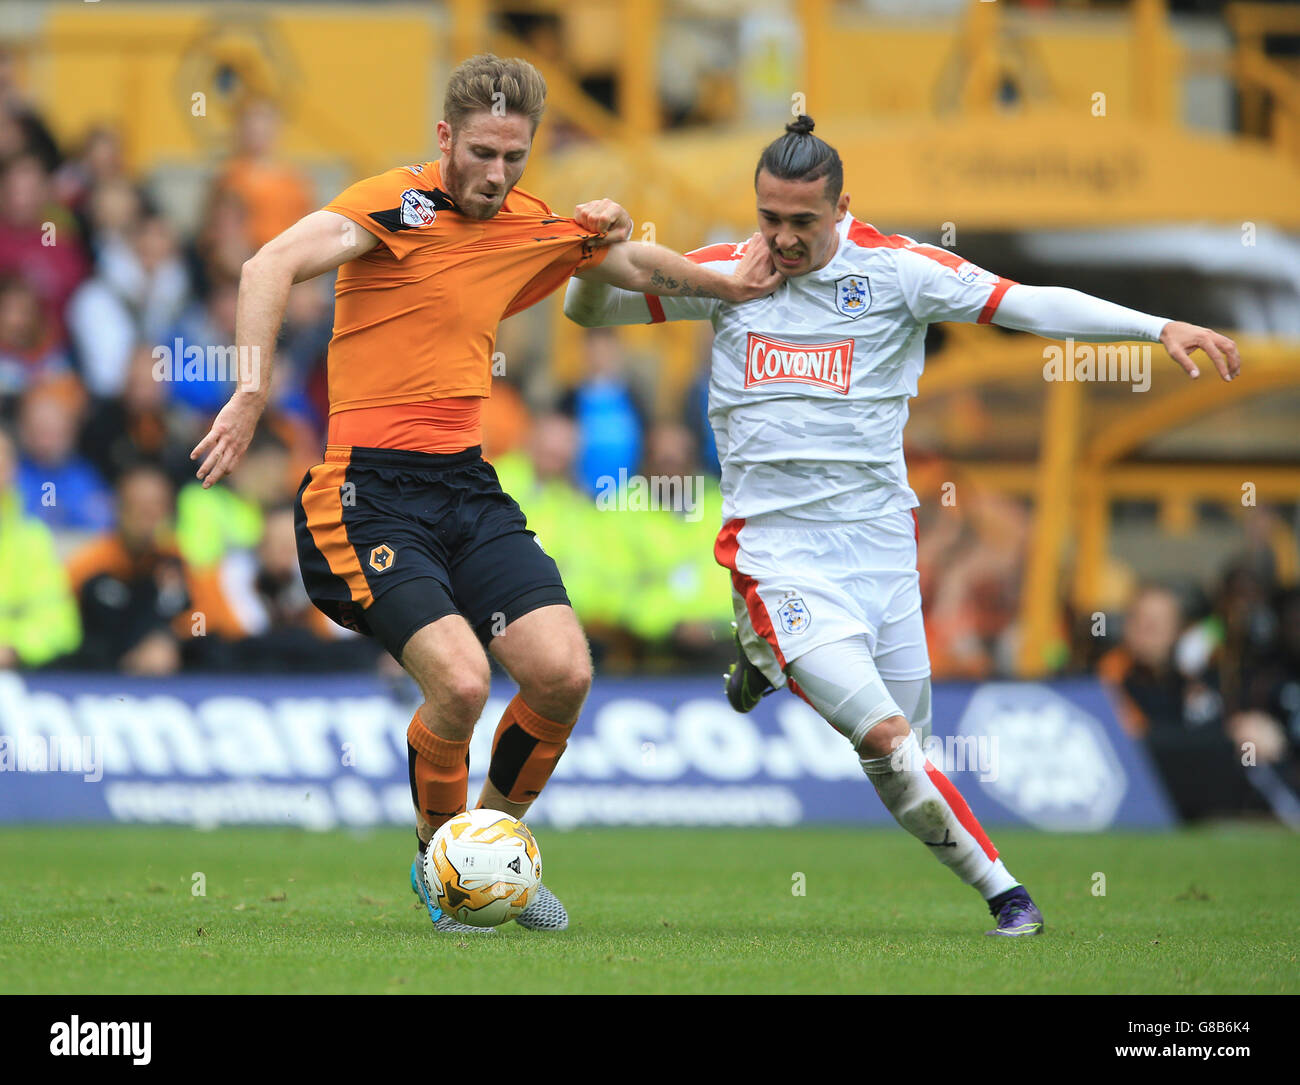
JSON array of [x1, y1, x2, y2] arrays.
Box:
[[755, 115, 842, 201]]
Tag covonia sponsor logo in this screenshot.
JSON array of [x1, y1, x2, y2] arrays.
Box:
[[744, 333, 853, 395]]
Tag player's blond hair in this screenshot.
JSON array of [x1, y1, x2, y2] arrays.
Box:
[[444, 54, 547, 133]]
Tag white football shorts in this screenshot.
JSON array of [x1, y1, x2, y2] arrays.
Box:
[[714, 507, 931, 688]]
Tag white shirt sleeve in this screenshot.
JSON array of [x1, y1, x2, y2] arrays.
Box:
[[562, 273, 724, 326], [992, 283, 1170, 342], [640, 281, 722, 324], [562, 277, 657, 326], [564, 248, 736, 327], [895, 245, 1016, 325]]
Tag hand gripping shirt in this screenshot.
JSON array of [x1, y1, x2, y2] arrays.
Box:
[[322, 160, 608, 422]]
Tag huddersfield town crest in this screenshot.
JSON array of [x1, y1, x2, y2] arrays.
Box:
[[834, 275, 871, 318], [399, 188, 438, 227], [777, 596, 811, 635], [955, 261, 997, 285]]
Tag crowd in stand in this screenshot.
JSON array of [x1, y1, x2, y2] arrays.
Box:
[[1090, 567, 1300, 816], [910, 447, 1300, 810]]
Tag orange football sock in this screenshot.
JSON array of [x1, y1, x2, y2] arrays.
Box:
[[485, 694, 573, 805], [406, 711, 470, 835]]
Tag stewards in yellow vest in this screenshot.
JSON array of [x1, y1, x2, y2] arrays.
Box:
[[491, 414, 634, 632], [0, 428, 81, 667]]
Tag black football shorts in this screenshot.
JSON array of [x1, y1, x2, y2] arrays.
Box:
[[294, 445, 570, 661]]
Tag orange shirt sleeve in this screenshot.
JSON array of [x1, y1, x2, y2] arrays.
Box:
[[322, 166, 442, 261]]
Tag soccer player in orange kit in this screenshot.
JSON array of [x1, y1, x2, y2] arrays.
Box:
[[191, 55, 781, 934]]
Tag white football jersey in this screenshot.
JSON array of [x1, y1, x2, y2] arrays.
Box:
[[596, 215, 1015, 522]]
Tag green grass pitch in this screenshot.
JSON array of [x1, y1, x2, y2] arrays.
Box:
[[2, 825, 1296, 994]]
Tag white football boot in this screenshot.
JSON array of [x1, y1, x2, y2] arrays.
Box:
[[515, 883, 569, 931]]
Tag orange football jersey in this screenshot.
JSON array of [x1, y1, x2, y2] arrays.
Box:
[[322, 160, 607, 417]]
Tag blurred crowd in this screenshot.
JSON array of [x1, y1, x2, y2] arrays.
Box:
[[1090, 566, 1300, 819], [1, 46, 1297, 812], [909, 450, 1300, 813]]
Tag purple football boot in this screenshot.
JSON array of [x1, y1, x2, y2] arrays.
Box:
[[985, 886, 1045, 937]]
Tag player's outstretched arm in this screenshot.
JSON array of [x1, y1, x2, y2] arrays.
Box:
[[190, 210, 380, 488], [576, 231, 779, 305], [1155, 320, 1242, 381], [564, 274, 657, 327], [991, 284, 1241, 381]]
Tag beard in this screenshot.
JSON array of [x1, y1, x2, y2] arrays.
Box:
[[442, 161, 509, 219], [459, 193, 505, 220]]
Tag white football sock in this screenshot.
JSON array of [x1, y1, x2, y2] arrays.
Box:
[[860, 734, 1017, 900]]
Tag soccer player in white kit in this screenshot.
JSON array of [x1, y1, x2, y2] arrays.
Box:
[[564, 116, 1241, 936]]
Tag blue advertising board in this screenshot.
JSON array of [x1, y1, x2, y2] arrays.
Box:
[[0, 672, 1176, 829]]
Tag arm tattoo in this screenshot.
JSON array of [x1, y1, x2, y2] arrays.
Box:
[[649, 268, 719, 298]]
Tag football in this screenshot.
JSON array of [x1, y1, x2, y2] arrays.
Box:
[[423, 809, 542, 927]]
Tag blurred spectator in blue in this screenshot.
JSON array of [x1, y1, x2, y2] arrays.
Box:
[[14, 382, 113, 533], [161, 277, 240, 416], [558, 327, 647, 496], [0, 423, 81, 669], [67, 209, 191, 397], [0, 152, 89, 338], [273, 279, 334, 433], [685, 365, 720, 475], [0, 274, 73, 406], [78, 344, 200, 490]]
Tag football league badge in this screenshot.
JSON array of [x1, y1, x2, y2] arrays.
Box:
[[834, 274, 871, 318], [399, 188, 438, 227]]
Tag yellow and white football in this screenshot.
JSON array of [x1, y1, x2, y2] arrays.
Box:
[[423, 809, 543, 927]]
